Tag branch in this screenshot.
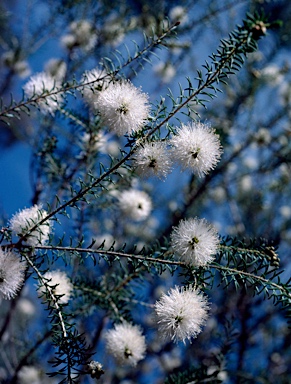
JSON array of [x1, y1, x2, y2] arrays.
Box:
[[0, 22, 179, 120], [210, 262, 291, 300], [33, 244, 184, 266], [21, 251, 68, 338], [7, 14, 270, 249], [31, 245, 290, 305]]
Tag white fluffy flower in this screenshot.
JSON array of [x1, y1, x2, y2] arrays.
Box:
[[170, 122, 222, 177], [81, 68, 110, 109], [169, 6, 188, 25], [103, 14, 126, 46], [17, 298, 36, 317], [95, 81, 150, 136], [118, 189, 152, 221], [0, 249, 26, 299], [254, 127, 272, 145], [134, 141, 173, 179], [10, 205, 52, 246], [41, 270, 73, 304], [23, 72, 63, 115], [18, 366, 41, 384], [2, 50, 31, 78], [260, 64, 284, 86], [155, 285, 209, 343], [61, 20, 97, 51], [170, 217, 219, 267], [105, 322, 146, 366]]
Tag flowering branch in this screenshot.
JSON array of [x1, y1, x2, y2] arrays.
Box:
[[210, 262, 291, 302], [0, 22, 179, 122], [31, 244, 291, 305], [144, 14, 270, 140], [6, 16, 271, 251], [1, 5, 288, 381], [33, 244, 184, 266]]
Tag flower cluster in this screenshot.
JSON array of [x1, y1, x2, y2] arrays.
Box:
[[134, 121, 222, 181], [155, 285, 209, 343], [170, 217, 219, 267], [0, 249, 26, 299], [9, 204, 52, 246], [105, 322, 146, 366]]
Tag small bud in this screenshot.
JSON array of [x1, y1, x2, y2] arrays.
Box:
[[251, 21, 267, 39], [265, 246, 280, 268], [86, 361, 104, 379]]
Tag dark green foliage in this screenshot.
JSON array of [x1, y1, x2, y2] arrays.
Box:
[[165, 363, 223, 384], [216, 237, 291, 319], [48, 331, 94, 383]]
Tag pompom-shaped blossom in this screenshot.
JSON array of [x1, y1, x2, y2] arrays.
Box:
[[170, 122, 222, 177], [170, 217, 219, 267], [105, 322, 146, 366], [134, 141, 173, 179], [155, 285, 209, 343], [81, 68, 110, 109], [41, 270, 73, 304], [23, 72, 63, 115], [118, 189, 152, 221], [95, 81, 150, 136], [10, 204, 52, 246], [0, 249, 26, 299]]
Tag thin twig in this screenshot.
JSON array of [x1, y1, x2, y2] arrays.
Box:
[[32, 244, 184, 266], [210, 262, 290, 296], [30, 245, 291, 298], [21, 252, 68, 338]]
